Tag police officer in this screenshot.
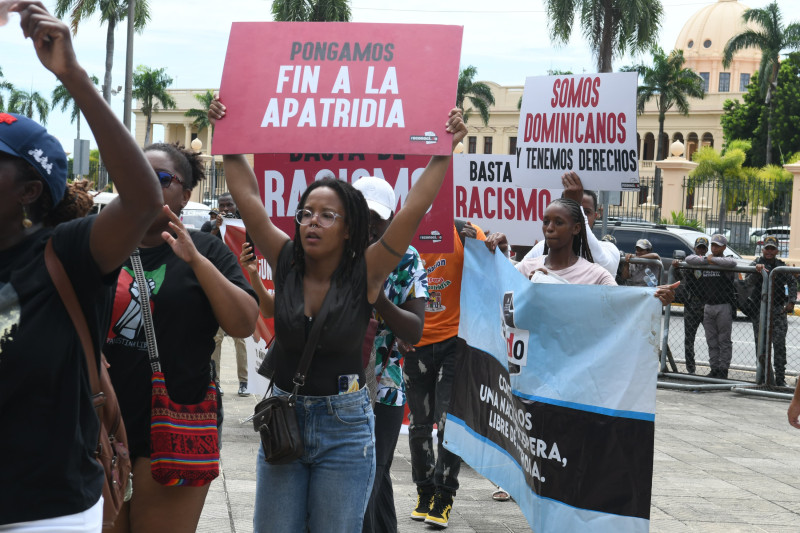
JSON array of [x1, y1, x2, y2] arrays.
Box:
[[746, 235, 797, 386], [672, 236, 709, 373]]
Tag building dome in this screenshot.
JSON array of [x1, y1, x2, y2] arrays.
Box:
[[675, 0, 761, 61]]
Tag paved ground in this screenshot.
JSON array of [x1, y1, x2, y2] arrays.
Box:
[[201, 339, 800, 532]]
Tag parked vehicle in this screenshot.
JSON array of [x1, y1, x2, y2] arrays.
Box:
[[594, 221, 752, 306], [90, 191, 212, 229], [755, 226, 790, 255]]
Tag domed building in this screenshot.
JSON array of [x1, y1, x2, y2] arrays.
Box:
[[637, 0, 761, 168]]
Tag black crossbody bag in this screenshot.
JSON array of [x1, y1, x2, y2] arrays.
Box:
[[252, 286, 333, 464]]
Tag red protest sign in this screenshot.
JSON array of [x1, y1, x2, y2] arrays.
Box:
[[213, 22, 462, 156], [254, 153, 454, 253]]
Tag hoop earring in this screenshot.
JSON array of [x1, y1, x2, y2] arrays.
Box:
[[22, 205, 33, 229]]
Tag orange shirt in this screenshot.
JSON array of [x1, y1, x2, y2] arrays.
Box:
[[418, 223, 486, 346]]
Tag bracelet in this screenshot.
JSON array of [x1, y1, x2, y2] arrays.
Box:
[[379, 238, 403, 258]]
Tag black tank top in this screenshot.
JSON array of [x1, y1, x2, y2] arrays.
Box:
[[271, 241, 372, 396]]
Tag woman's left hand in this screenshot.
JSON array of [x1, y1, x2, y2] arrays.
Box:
[[160, 205, 200, 264], [654, 281, 679, 306]]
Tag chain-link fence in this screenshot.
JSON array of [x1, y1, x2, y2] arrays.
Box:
[[660, 262, 769, 386]]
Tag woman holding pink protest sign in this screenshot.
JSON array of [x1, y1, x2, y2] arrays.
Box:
[[209, 96, 465, 533]]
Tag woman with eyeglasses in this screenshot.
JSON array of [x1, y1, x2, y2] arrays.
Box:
[[103, 142, 259, 533], [208, 97, 466, 533]]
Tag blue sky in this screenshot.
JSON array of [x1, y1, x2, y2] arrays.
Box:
[[1, 0, 798, 153]]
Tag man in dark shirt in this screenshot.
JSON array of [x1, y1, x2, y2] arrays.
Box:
[[672, 236, 709, 373], [745, 235, 797, 386], [685, 234, 737, 379]]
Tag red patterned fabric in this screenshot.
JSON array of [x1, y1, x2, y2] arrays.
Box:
[[150, 372, 219, 486]]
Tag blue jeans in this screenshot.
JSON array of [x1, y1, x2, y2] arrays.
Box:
[[253, 385, 376, 533]]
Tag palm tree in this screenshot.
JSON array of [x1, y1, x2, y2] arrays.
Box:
[[54, 0, 150, 104], [0, 66, 13, 112], [271, 0, 351, 21], [184, 90, 216, 139], [133, 65, 176, 146], [723, 1, 800, 166], [544, 0, 663, 73], [8, 89, 49, 124], [456, 66, 495, 126], [51, 75, 100, 140], [624, 47, 704, 208]]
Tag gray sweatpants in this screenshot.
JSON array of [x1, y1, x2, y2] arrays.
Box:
[[704, 303, 733, 372]]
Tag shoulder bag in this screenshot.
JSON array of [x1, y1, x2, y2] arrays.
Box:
[[44, 239, 133, 529], [252, 286, 334, 465], [130, 250, 220, 487]]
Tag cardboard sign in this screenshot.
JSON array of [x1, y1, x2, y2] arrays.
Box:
[[254, 153, 454, 253], [213, 22, 463, 155], [516, 73, 639, 191], [453, 154, 559, 245]]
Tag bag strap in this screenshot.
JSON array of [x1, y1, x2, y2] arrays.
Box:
[[130, 249, 161, 373], [44, 239, 103, 405]]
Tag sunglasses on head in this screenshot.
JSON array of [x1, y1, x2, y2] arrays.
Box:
[[156, 170, 185, 188]]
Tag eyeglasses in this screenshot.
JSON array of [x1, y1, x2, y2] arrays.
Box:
[[156, 170, 185, 188], [295, 208, 343, 228]]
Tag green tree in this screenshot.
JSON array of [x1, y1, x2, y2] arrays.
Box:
[[544, 0, 663, 73], [763, 52, 800, 164], [0, 66, 13, 112], [456, 66, 495, 126], [54, 0, 150, 104], [8, 89, 49, 124], [132, 65, 176, 146], [271, 0, 351, 21], [723, 1, 800, 165], [51, 75, 100, 141], [720, 71, 764, 165], [184, 90, 216, 138], [624, 47, 704, 205]]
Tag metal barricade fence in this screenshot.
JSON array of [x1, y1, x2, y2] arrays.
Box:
[[617, 256, 662, 288], [659, 262, 768, 390]]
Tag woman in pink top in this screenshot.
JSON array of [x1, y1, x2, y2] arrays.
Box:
[[515, 198, 616, 285]]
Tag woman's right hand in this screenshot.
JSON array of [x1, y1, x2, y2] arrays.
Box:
[[208, 95, 225, 127], [240, 242, 258, 274], [13, 1, 80, 80], [447, 108, 467, 152]]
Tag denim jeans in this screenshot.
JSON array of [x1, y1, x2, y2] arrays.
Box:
[[253, 385, 376, 533], [403, 335, 462, 495]]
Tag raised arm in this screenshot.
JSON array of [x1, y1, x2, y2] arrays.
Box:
[[364, 108, 467, 302], [14, 2, 162, 274], [208, 98, 289, 270]]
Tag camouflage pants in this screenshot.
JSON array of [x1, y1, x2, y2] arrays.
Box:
[[752, 307, 788, 382]]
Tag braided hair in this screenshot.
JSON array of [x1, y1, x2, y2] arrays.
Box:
[[3, 153, 92, 226], [144, 142, 206, 190], [543, 198, 594, 263], [292, 178, 369, 282]]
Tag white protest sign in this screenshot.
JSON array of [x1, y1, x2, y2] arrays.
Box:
[[516, 72, 639, 191], [453, 154, 560, 245]]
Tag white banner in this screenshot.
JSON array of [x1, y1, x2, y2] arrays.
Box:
[[516, 73, 639, 191]]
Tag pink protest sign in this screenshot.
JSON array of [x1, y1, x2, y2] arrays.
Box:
[[213, 22, 463, 156], [254, 153, 454, 253]]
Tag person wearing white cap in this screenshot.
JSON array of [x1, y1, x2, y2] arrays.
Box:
[[353, 176, 429, 533], [685, 234, 737, 379]]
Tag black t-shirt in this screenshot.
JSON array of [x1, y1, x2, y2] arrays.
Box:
[[0, 217, 114, 524], [104, 230, 255, 458], [271, 241, 372, 396]]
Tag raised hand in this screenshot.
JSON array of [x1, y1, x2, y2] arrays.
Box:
[[160, 205, 200, 264], [240, 242, 258, 274], [12, 2, 80, 79]]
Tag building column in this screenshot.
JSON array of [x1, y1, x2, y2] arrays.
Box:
[[184, 125, 192, 150], [655, 140, 696, 218], [784, 162, 800, 262]]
